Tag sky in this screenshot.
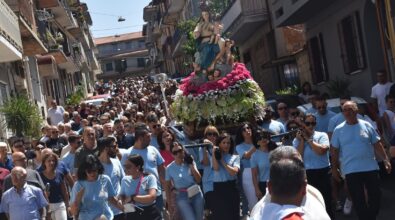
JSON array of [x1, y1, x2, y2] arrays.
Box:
[[83, 0, 151, 38]]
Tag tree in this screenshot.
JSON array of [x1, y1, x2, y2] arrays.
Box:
[[177, 18, 199, 57], [0, 95, 43, 138]]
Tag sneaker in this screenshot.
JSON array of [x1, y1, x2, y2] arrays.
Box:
[[335, 200, 342, 212], [343, 198, 352, 215]]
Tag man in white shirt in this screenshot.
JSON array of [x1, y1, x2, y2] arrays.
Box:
[[371, 70, 393, 117], [250, 146, 330, 220], [47, 100, 65, 125]]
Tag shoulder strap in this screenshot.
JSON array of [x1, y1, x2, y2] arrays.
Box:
[[134, 175, 144, 195]]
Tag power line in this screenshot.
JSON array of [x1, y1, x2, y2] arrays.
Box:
[[92, 25, 144, 32], [90, 12, 123, 17]]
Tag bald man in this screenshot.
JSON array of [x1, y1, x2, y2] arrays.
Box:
[[3, 152, 45, 193], [1, 167, 48, 220]]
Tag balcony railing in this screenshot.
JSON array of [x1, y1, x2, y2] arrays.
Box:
[[5, 0, 37, 31], [0, 0, 23, 53], [0, 0, 22, 62]]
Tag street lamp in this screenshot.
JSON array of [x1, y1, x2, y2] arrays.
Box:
[[152, 73, 169, 117]]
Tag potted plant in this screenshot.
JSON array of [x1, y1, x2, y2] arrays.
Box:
[[0, 95, 43, 138]]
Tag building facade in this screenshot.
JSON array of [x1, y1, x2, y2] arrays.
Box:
[[0, 0, 99, 140], [95, 32, 149, 79], [271, 0, 387, 99]]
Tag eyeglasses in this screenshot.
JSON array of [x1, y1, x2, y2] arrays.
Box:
[[206, 132, 218, 137], [277, 107, 287, 111], [304, 122, 316, 126], [172, 149, 183, 155], [290, 111, 300, 116]]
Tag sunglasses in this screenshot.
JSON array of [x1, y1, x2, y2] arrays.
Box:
[[290, 111, 300, 116], [206, 132, 218, 137], [172, 149, 183, 155], [86, 169, 98, 173], [304, 122, 316, 126], [153, 124, 161, 129], [316, 106, 326, 110], [277, 107, 287, 111], [13, 144, 24, 148], [243, 126, 251, 131], [258, 135, 270, 140]]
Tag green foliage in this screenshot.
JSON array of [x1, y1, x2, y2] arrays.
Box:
[[66, 84, 85, 106], [275, 85, 300, 95], [207, 0, 233, 17], [177, 18, 198, 57], [326, 78, 351, 98], [0, 95, 42, 138]]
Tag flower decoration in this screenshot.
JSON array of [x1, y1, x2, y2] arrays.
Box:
[[171, 63, 265, 125]]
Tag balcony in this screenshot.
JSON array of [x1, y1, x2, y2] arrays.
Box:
[[5, 0, 48, 55], [171, 28, 185, 57], [47, 45, 67, 64], [68, 26, 90, 48], [167, 0, 185, 14], [0, 0, 23, 62], [38, 0, 78, 29], [143, 5, 158, 22], [221, 0, 269, 43], [37, 54, 60, 78], [152, 21, 161, 39], [271, 0, 335, 27]]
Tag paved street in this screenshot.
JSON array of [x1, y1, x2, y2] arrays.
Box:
[[335, 177, 395, 220]]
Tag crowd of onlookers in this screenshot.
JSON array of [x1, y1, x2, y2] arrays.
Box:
[[0, 72, 393, 220]]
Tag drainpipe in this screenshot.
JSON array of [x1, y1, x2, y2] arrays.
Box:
[[375, 0, 391, 79]]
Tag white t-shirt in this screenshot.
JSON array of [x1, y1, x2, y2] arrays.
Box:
[[47, 106, 65, 125], [371, 82, 393, 116], [250, 185, 330, 220]]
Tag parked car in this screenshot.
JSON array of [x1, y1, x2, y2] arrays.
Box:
[[84, 94, 111, 106]]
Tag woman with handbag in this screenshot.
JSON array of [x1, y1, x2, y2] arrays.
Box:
[[165, 142, 204, 220], [120, 154, 161, 220]]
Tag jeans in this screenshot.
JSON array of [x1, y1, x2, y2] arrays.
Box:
[[49, 202, 67, 220], [346, 170, 381, 220], [176, 191, 204, 220], [155, 194, 164, 218]]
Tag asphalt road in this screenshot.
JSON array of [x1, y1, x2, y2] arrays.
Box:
[[335, 176, 395, 220]]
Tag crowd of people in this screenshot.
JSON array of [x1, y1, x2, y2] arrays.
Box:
[[0, 72, 393, 220]]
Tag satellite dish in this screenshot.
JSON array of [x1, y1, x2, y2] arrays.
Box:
[[118, 16, 126, 22]]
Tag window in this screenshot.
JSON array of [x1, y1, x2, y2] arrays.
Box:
[[105, 62, 113, 71], [308, 33, 329, 84], [283, 62, 300, 87], [338, 12, 366, 74], [125, 42, 133, 49], [138, 40, 145, 48], [137, 58, 145, 67]]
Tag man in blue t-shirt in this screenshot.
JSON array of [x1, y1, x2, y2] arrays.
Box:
[[331, 101, 391, 220], [313, 96, 336, 133]]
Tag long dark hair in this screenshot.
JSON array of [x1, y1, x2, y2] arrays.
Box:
[[235, 122, 254, 145], [157, 128, 175, 151], [253, 129, 278, 152], [216, 132, 234, 154], [77, 155, 104, 180]]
